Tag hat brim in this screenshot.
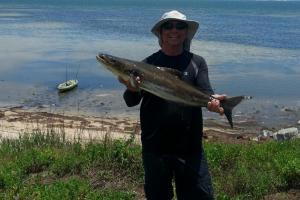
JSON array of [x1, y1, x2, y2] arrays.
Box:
[[151, 18, 199, 41]]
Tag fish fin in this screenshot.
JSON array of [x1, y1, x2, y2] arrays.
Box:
[[157, 67, 182, 78], [220, 96, 247, 128]]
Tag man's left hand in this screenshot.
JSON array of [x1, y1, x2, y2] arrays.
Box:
[[207, 94, 226, 115]]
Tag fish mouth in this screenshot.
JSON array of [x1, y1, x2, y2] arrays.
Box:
[[97, 53, 110, 64], [97, 53, 121, 76], [97, 53, 118, 66]]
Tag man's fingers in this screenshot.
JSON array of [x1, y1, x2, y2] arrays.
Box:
[[207, 100, 224, 115], [207, 102, 212, 110], [212, 94, 227, 100], [131, 76, 142, 87], [207, 101, 217, 112], [135, 77, 141, 85], [212, 99, 220, 106], [115, 74, 145, 92]]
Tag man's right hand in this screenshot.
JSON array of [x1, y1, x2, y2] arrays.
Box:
[[207, 94, 226, 115], [118, 76, 141, 92]]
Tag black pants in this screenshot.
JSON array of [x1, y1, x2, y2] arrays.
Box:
[[142, 150, 214, 200]]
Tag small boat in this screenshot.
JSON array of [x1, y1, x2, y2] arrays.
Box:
[[57, 79, 78, 92]]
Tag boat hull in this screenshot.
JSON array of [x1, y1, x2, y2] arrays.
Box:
[[57, 79, 78, 92]]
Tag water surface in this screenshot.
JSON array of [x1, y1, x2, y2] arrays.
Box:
[[0, 0, 299, 127]]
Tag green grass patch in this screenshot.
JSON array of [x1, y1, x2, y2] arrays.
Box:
[[0, 131, 299, 199], [0, 131, 142, 199], [205, 140, 300, 199]]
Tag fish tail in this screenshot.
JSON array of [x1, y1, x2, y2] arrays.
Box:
[[220, 96, 248, 128]]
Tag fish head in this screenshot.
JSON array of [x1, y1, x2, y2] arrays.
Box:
[[97, 53, 139, 80]]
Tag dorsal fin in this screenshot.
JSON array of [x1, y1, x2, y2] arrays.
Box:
[[157, 67, 182, 78]]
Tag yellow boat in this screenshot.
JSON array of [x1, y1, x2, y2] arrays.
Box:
[[57, 79, 78, 92]]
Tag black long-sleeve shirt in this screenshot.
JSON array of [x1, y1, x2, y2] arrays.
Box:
[[123, 50, 213, 156]]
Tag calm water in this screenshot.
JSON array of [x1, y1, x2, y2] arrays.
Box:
[[0, 0, 299, 127]]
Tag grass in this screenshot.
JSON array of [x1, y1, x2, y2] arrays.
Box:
[[0, 130, 143, 199], [0, 130, 299, 200], [205, 140, 300, 199]]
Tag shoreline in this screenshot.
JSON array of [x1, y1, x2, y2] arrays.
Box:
[[1, 87, 300, 128], [1, 105, 298, 145], [0, 106, 140, 143]]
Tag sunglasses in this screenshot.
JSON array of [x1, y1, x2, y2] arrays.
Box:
[[161, 22, 188, 30]]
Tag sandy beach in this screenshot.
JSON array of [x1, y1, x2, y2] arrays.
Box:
[[0, 106, 141, 143], [0, 105, 274, 145]]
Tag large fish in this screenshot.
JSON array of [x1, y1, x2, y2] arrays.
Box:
[[96, 53, 247, 128]]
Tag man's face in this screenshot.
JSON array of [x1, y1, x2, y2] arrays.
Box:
[[160, 20, 188, 48]]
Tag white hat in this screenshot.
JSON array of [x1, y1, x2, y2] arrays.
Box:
[[151, 10, 199, 51]]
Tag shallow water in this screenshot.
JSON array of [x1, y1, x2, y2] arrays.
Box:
[[0, 1, 299, 128]]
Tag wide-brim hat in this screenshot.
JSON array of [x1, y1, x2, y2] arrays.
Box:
[[151, 10, 199, 51]]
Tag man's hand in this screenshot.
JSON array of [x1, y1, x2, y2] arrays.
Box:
[[207, 94, 226, 115], [118, 76, 141, 92]]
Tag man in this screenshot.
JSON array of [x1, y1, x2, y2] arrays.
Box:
[[119, 10, 225, 200]]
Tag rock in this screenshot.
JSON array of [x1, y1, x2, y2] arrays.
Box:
[[236, 135, 244, 139], [281, 107, 294, 112], [260, 130, 273, 137], [298, 120, 300, 125], [277, 127, 298, 135], [273, 127, 299, 141], [274, 134, 285, 141], [250, 136, 259, 142]]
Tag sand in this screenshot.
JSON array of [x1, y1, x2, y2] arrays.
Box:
[[0, 106, 140, 143], [0, 106, 266, 144]]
